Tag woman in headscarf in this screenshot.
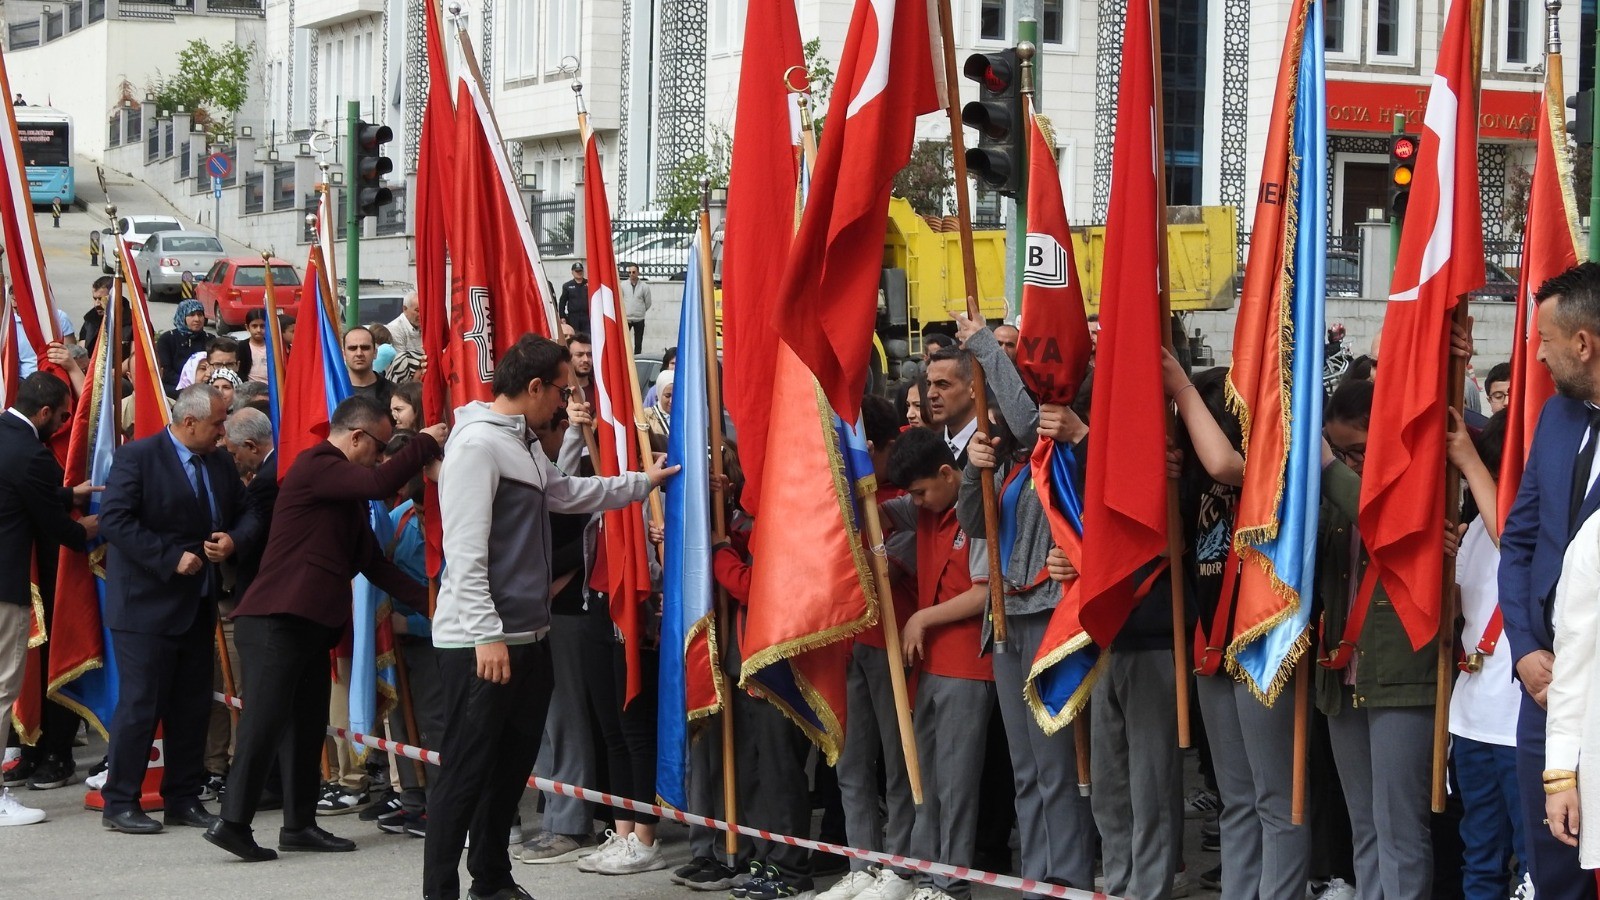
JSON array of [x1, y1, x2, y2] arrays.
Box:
[[208, 367, 241, 408], [156, 299, 210, 397], [646, 369, 673, 438], [176, 352, 212, 391]]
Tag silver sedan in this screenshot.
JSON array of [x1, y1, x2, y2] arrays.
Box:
[[135, 231, 227, 300]]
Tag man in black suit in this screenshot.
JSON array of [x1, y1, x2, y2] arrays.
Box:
[[0, 373, 96, 825], [99, 383, 261, 835]]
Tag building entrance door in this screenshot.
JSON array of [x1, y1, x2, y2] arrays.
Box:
[[1334, 155, 1390, 236]]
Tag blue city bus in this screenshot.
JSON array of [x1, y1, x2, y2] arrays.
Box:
[[15, 108, 73, 206]]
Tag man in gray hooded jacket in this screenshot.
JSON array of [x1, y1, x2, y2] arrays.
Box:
[[422, 335, 677, 900]]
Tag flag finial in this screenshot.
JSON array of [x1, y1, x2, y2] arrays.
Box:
[[1547, 0, 1562, 54]]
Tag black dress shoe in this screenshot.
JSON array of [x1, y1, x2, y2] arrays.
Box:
[[164, 803, 220, 829], [279, 825, 357, 852], [205, 819, 278, 862], [102, 809, 163, 834]]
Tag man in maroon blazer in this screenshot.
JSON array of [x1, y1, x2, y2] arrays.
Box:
[[206, 395, 445, 861]]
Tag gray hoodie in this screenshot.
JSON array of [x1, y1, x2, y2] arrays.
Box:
[[433, 401, 651, 648]]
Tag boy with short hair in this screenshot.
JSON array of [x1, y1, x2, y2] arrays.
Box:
[[882, 427, 994, 900]]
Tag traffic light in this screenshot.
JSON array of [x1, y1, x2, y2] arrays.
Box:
[[353, 120, 394, 219], [960, 49, 1024, 196], [1387, 132, 1419, 219], [1568, 90, 1594, 146]]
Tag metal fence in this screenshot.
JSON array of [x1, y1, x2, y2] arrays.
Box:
[[530, 197, 574, 257], [1235, 229, 1527, 300], [8, 21, 39, 49], [88, 0, 105, 21], [272, 165, 295, 210], [179, 140, 191, 178], [611, 217, 695, 280], [376, 186, 406, 236], [243, 170, 263, 214]]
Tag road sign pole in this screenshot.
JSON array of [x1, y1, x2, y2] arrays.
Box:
[[346, 100, 361, 330], [214, 179, 221, 237]]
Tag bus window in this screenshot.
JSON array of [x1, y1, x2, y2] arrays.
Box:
[[17, 124, 68, 167]]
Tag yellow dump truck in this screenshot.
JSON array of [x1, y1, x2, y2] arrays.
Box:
[[876, 199, 1238, 380]]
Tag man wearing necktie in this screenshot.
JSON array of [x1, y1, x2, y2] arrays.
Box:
[[1500, 261, 1600, 900], [99, 384, 262, 835]]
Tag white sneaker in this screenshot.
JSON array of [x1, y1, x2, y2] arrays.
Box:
[[0, 787, 45, 826], [818, 870, 879, 900], [856, 868, 917, 900], [907, 888, 954, 900], [594, 832, 667, 875], [1316, 878, 1357, 900], [1512, 872, 1535, 900], [1171, 870, 1193, 899], [84, 769, 107, 791], [576, 829, 627, 873]]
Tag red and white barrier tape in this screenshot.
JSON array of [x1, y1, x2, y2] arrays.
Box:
[[215, 691, 1120, 899]]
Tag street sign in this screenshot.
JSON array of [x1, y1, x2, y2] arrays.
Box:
[[212, 176, 222, 199], [206, 152, 232, 179]]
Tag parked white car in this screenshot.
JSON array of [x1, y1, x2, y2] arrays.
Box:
[[96, 215, 183, 274]]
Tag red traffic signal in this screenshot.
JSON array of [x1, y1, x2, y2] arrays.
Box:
[[961, 50, 1024, 196], [1392, 135, 1417, 160]]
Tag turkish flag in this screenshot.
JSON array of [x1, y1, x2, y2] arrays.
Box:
[[1357, 0, 1484, 648], [583, 131, 653, 705], [1076, 0, 1169, 645], [0, 44, 60, 357], [771, 0, 939, 422], [447, 71, 558, 403], [1498, 63, 1576, 535], [416, 0, 454, 576], [119, 235, 172, 440], [721, 0, 804, 518]]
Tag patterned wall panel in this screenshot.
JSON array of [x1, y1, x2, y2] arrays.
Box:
[[655, 0, 707, 196]]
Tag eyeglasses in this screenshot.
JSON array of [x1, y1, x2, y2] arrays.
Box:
[[552, 384, 575, 402], [1488, 390, 1509, 403], [1327, 440, 1366, 464]]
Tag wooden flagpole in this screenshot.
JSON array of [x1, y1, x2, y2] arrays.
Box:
[[696, 187, 742, 853], [393, 643, 428, 787], [791, 83, 924, 804], [1146, 0, 1192, 748], [1291, 651, 1308, 823], [1435, 304, 1469, 812], [259, 248, 289, 393], [935, 0, 1009, 652]]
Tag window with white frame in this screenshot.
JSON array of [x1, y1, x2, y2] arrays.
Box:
[[504, 0, 539, 80], [545, 0, 581, 73], [1500, 0, 1530, 68], [980, 0, 1007, 41], [1041, 0, 1065, 44], [709, 0, 746, 54], [1367, 0, 1415, 63], [1324, 0, 1358, 57]]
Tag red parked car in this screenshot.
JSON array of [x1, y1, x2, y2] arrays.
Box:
[[196, 257, 303, 327]]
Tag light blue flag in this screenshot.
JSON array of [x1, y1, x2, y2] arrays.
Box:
[[658, 236, 714, 809]]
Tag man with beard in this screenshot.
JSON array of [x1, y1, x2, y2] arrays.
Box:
[[1501, 261, 1600, 900], [568, 332, 594, 400]]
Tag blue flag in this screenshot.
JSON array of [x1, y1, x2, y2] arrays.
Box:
[[658, 236, 715, 809]]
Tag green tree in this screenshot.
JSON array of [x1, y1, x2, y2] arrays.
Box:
[[657, 126, 734, 222], [894, 140, 955, 216], [149, 40, 256, 138], [804, 39, 836, 139]]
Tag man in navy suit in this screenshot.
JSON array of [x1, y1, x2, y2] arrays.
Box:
[[99, 383, 262, 835], [1500, 260, 1600, 900]]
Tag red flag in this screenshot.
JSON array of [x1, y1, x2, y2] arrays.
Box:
[[1076, 0, 1169, 644], [416, 0, 454, 576], [582, 131, 653, 705], [276, 247, 341, 473], [0, 45, 59, 357], [721, 0, 804, 518], [770, 0, 939, 422], [0, 290, 18, 407], [1016, 101, 1090, 405], [448, 71, 557, 402], [1357, 0, 1484, 648], [121, 249, 172, 440], [1498, 57, 1575, 535]]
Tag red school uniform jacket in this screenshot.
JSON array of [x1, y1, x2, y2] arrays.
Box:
[[882, 496, 991, 682]]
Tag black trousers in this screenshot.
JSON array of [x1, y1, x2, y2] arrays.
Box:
[[222, 614, 341, 831], [614, 642, 660, 826], [629, 320, 645, 355], [422, 641, 553, 900], [104, 607, 214, 814]]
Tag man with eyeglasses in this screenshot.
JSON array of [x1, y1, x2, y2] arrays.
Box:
[[423, 335, 678, 900], [1483, 362, 1511, 416], [207, 396, 447, 861]]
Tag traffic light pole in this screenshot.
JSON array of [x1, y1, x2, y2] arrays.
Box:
[[1009, 17, 1037, 321], [346, 99, 362, 330], [1391, 114, 1404, 269]]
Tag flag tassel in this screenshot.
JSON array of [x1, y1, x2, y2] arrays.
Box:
[[934, 0, 1009, 651], [696, 190, 741, 851]]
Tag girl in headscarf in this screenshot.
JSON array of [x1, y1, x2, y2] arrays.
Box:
[[208, 367, 241, 408], [157, 299, 210, 396]]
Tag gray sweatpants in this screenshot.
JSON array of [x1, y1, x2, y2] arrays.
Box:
[[992, 611, 1095, 892], [535, 613, 594, 835], [838, 642, 916, 873], [1195, 673, 1310, 900], [1091, 647, 1182, 900], [911, 672, 996, 900], [1325, 693, 1432, 900]]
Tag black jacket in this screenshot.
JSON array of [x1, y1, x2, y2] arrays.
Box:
[[100, 430, 261, 635], [558, 278, 590, 327], [155, 327, 210, 396], [0, 413, 87, 608], [230, 452, 278, 605]]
